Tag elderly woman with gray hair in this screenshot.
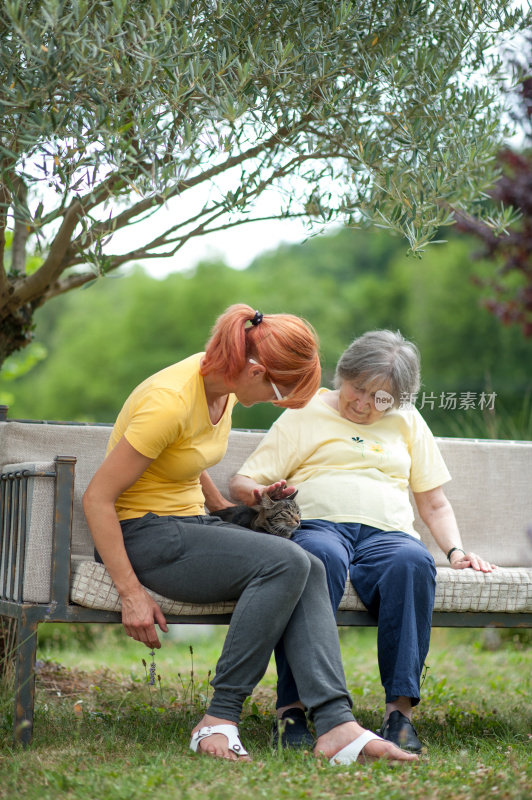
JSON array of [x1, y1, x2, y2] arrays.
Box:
[[231, 330, 495, 753]]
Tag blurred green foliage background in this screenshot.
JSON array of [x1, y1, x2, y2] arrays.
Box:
[[2, 226, 531, 438]]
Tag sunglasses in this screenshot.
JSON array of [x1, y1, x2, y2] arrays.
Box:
[[248, 358, 286, 401]]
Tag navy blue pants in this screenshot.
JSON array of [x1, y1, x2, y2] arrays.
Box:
[[275, 520, 436, 708]]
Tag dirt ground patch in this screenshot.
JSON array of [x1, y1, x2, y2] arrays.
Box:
[[35, 660, 135, 701]]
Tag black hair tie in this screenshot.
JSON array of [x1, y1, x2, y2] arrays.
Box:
[[251, 311, 263, 326]]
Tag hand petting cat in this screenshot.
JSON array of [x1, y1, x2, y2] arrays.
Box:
[[252, 479, 297, 504]]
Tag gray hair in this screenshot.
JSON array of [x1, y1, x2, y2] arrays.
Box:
[[334, 330, 420, 404]]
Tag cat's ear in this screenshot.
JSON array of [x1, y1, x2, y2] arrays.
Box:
[[285, 490, 298, 500], [261, 492, 275, 507]]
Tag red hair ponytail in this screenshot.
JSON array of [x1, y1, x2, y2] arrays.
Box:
[[200, 304, 321, 409]]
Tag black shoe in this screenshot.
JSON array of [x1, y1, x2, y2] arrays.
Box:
[[379, 710, 423, 753], [272, 708, 314, 749]]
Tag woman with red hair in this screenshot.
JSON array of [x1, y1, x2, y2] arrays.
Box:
[[83, 304, 415, 766]]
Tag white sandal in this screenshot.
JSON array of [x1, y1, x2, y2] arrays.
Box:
[[329, 729, 382, 765], [190, 724, 249, 759]]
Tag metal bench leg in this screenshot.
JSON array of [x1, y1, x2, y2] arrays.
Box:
[[14, 611, 38, 746]]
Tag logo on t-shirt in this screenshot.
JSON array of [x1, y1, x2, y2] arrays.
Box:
[[351, 436, 387, 459]]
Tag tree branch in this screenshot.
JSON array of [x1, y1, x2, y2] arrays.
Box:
[[11, 176, 29, 275], [0, 176, 12, 301], [110, 152, 316, 256], [71, 117, 311, 248], [3, 198, 84, 313], [61, 149, 324, 280], [40, 210, 308, 303], [39, 170, 126, 230], [157, 211, 309, 254]]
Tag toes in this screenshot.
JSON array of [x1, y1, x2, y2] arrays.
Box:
[[199, 734, 235, 759], [362, 739, 418, 762], [383, 742, 418, 761], [198, 733, 250, 761]]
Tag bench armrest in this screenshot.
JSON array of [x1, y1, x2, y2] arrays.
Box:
[[0, 456, 76, 605]]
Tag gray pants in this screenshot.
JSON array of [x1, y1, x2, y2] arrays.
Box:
[[116, 513, 355, 737]]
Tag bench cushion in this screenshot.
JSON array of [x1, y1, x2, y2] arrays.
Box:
[[71, 559, 532, 615], [71, 560, 236, 616]]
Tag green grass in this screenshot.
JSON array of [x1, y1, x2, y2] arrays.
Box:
[[0, 627, 531, 800]]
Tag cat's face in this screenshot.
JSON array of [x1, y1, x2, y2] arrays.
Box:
[[255, 492, 300, 538]]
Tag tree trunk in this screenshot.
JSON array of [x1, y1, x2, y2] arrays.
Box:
[[0, 303, 34, 370]]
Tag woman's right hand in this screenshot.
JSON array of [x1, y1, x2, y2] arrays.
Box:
[[229, 473, 295, 506], [121, 585, 168, 649], [252, 480, 296, 503]]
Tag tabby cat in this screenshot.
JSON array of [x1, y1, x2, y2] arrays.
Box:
[[210, 491, 300, 538]]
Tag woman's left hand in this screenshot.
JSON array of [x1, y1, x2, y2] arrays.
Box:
[[449, 550, 497, 572]]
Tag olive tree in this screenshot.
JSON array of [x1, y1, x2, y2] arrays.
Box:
[[0, 0, 527, 366]]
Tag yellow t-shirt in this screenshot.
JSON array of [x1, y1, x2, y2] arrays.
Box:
[[107, 353, 237, 521], [237, 389, 451, 538]]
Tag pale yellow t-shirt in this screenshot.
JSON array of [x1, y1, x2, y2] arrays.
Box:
[[237, 389, 451, 538], [107, 353, 237, 521]]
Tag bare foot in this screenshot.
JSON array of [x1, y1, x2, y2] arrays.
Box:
[[315, 721, 418, 764], [191, 714, 252, 762]]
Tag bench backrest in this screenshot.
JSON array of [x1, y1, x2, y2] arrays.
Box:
[[1, 420, 531, 602]]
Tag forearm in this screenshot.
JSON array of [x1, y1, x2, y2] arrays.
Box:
[[200, 470, 234, 511], [229, 473, 266, 505], [416, 489, 496, 572], [83, 495, 142, 597], [421, 503, 463, 558]]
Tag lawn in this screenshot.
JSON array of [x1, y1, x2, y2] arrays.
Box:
[[0, 625, 530, 800]]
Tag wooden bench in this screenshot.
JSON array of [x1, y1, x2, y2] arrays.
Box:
[[1, 406, 531, 746]]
